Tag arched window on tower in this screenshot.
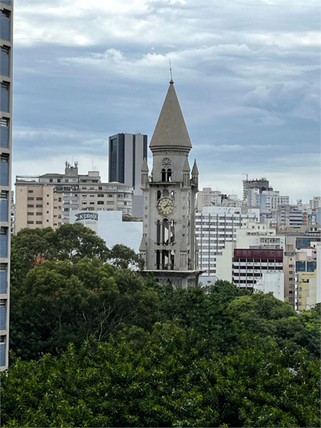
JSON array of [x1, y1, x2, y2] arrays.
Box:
[[162, 218, 175, 245], [157, 190, 161, 200], [162, 218, 169, 245], [170, 190, 175, 200], [162, 168, 172, 182], [170, 220, 175, 243], [156, 220, 161, 245], [163, 189, 169, 197]]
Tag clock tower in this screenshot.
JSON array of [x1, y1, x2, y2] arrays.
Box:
[[140, 80, 201, 288]]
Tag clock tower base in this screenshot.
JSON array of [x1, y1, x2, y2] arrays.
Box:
[[140, 270, 202, 289]]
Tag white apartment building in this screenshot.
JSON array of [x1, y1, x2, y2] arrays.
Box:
[[70, 210, 142, 253], [197, 188, 242, 211], [254, 272, 284, 301], [195, 206, 260, 280], [257, 190, 289, 210], [232, 248, 284, 289], [216, 220, 285, 285], [271, 205, 303, 228], [236, 220, 286, 249], [310, 196, 321, 210]]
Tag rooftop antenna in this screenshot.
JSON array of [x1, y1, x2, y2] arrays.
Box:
[[169, 59, 174, 84]]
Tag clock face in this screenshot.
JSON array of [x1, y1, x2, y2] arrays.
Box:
[[157, 197, 174, 216]]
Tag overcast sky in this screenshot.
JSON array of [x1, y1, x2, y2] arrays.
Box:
[[12, 0, 320, 203]]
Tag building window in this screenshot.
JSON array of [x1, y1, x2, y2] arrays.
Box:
[[36, 221, 42, 224], [0, 227, 8, 258], [107, 201, 114, 205], [0, 117, 9, 149], [0, 46, 10, 77], [0, 191, 8, 222], [27, 197, 34, 201], [36, 204, 42, 208], [36, 212, 42, 216], [27, 212, 34, 216], [36, 197, 42, 201], [27, 221, 34, 224], [0, 263, 7, 294], [0, 299, 6, 330], [0, 82, 9, 113], [0, 154, 9, 186], [98, 201, 104, 205], [0, 9, 10, 41]]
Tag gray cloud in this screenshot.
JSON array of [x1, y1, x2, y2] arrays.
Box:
[[12, 0, 320, 202]]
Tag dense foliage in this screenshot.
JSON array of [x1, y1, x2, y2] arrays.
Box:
[[3, 226, 320, 427]]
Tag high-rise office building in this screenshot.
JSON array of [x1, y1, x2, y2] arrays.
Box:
[[242, 177, 272, 202], [108, 133, 147, 217], [0, 0, 13, 370]]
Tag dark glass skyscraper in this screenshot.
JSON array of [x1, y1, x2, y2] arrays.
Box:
[[108, 133, 147, 217]]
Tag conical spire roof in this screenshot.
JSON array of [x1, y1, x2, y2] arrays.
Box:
[[183, 156, 190, 172], [191, 159, 199, 176], [141, 157, 149, 172], [150, 81, 192, 152], [139, 237, 147, 252]]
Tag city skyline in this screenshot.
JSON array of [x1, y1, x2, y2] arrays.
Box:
[[12, 0, 320, 203]]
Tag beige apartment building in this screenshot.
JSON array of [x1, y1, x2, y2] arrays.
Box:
[[15, 163, 133, 233], [15, 184, 61, 231]]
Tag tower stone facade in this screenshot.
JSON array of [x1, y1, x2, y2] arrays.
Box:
[[140, 81, 201, 288]]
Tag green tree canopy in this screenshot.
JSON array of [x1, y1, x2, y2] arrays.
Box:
[[11, 224, 111, 275], [10, 257, 159, 360], [2, 326, 320, 427]]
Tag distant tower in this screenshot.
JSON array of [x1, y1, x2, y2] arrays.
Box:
[[140, 81, 201, 288], [108, 133, 148, 217], [0, 0, 14, 370]]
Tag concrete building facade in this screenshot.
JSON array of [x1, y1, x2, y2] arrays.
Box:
[[0, 0, 13, 370]]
